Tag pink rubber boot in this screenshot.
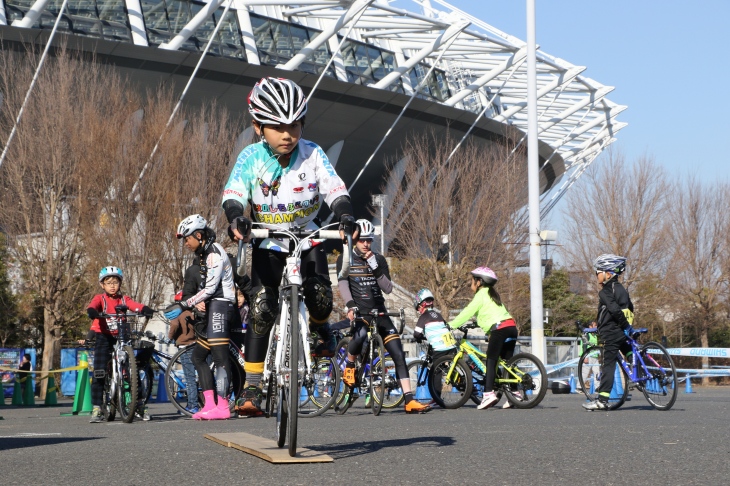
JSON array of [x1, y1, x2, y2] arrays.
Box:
[[200, 395, 230, 420], [192, 390, 216, 420]]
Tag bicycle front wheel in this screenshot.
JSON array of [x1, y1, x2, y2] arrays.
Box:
[[577, 346, 628, 410], [502, 353, 547, 409], [406, 359, 431, 405], [334, 337, 353, 415], [369, 334, 386, 416], [286, 291, 300, 457], [117, 345, 138, 423], [639, 342, 677, 411], [165, 346, 197, 417], [299, 356, 340, 417], [429, 355, 473, 409], [101, 360, 116, 422]]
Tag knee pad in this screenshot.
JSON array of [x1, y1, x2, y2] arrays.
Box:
[[303, 275, 332, 323], [251, 286, 279, 336]]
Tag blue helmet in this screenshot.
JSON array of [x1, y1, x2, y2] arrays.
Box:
[[99, 266, 123, 282], [593, 254, 627, 275]]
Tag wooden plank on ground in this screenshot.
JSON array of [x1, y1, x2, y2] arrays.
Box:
[[204, 432, 333, 464]]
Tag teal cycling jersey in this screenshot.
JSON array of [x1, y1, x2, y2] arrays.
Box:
[[222, 139, 349, 251]]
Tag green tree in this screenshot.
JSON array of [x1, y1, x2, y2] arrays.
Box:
[[542, 269, 593, 337]]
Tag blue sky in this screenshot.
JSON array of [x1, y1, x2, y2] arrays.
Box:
[[440, 0, 730, 183]]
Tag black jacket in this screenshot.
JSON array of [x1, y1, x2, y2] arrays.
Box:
[[596, 277, 633, 332]]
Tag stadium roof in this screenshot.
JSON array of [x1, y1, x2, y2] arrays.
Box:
[[2, 0, 626, 215]]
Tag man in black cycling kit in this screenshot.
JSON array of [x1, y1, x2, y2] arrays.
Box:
[[336, 219, 430, 414]]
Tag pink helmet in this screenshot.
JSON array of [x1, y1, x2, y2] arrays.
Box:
[[470, 266, 497, 286]]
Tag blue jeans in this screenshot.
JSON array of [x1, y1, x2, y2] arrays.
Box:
[[180, 347, 198, 409]]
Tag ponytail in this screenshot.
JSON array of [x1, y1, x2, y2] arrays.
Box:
[[487, 286, 502, 306]]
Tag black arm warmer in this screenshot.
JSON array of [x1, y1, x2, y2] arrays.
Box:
[[329, 195, 353, 222], [222, 199, 245, 224]]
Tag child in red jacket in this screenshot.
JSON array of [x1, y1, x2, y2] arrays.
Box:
[[83, 266, 153, 423]]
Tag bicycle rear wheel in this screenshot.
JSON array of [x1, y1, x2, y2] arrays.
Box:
[[276, 385, 287, 448], [369, 334, 386, 416], [299, 356, 340, 417], [101, 360, 116, 421], [429, 355, 473, 409], [378, 354, 405, 408], [406, 359, 431, 404], [165, 346, 199, 416], [117, 345, 138, 423], [502, 353, 547, 409], [639, 342, 677, 411], [577, 346, 628, 410]]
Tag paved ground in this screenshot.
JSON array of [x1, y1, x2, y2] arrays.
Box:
[[1, 387, 728, 485]]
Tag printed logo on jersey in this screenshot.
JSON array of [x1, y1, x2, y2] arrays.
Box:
[[299, 173, 307, 180], [293, 187, 304, 193], [258, 176, 281, 197], [329, 184, 346, 195], [254, 195, 320, 214], [308, 183, 317, 192]]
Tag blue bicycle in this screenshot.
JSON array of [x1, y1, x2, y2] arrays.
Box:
[[333, 309, 405, 415], [577, 327, 677, 410]]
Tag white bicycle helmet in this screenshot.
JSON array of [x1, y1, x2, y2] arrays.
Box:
[[470, 266, 497, 286], [356, 219, 375, 239], [99, 266, 123, 282], [248, 77, 307, 125], [414, 288, 435, 310], [593, 254, 627, 275], [177, 214, 208, 239]]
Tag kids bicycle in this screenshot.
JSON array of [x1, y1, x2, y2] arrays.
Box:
[[577, 326, 677, 411], [428, 323, 547, 409]]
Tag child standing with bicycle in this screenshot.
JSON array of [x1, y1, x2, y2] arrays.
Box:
[[413, 289, 457, 359], [164, 214, 238, 420], [448, 267, 517, 410], [84, 266, 154, 423], [583, 254, 634, 411]]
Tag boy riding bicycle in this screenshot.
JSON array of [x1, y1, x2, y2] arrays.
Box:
[[448, 266, 517, 410], [336, 219, 430, 414], [583, 254, 634, 411], [221, 77, 356, 416], [83, 266, 154, 423]]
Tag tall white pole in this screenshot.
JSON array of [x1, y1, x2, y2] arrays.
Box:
[[526, 0, 546, 362]]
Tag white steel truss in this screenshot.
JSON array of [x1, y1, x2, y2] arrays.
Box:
[[8, 0, 626, 214]]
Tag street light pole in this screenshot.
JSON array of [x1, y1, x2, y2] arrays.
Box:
[[371, 194, 387, 254], [526, 0, 546, 363]]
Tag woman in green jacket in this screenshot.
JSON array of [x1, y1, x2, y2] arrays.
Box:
[[449, 266, 517, 410]]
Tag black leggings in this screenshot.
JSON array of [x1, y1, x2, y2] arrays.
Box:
[[485, 326, 518, 391], [245, 245, 329, 364], [347, 316, 408, 381], [597, 325, 632, 399], [191, 300, 233, 396]]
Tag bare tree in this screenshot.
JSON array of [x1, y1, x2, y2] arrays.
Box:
[[0, 47, 136, 396], [559, 148, 672, 340], [560, 148, 670, 287], [382, 129, 526, 319], [665, 178, 729, 381]]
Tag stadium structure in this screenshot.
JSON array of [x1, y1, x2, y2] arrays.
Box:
[[0, 0, 625, 222]]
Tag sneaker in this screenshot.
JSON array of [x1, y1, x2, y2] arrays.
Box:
[[582, 399, 609, 411], [183, 406, 200, 415], [477, 391, 499, 410], [405, 400, 431, 414], [236, 386, 264, 416], [89, 406, 102, 423], [342, 364, 357, 387], [502, 391, 522, 409]]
